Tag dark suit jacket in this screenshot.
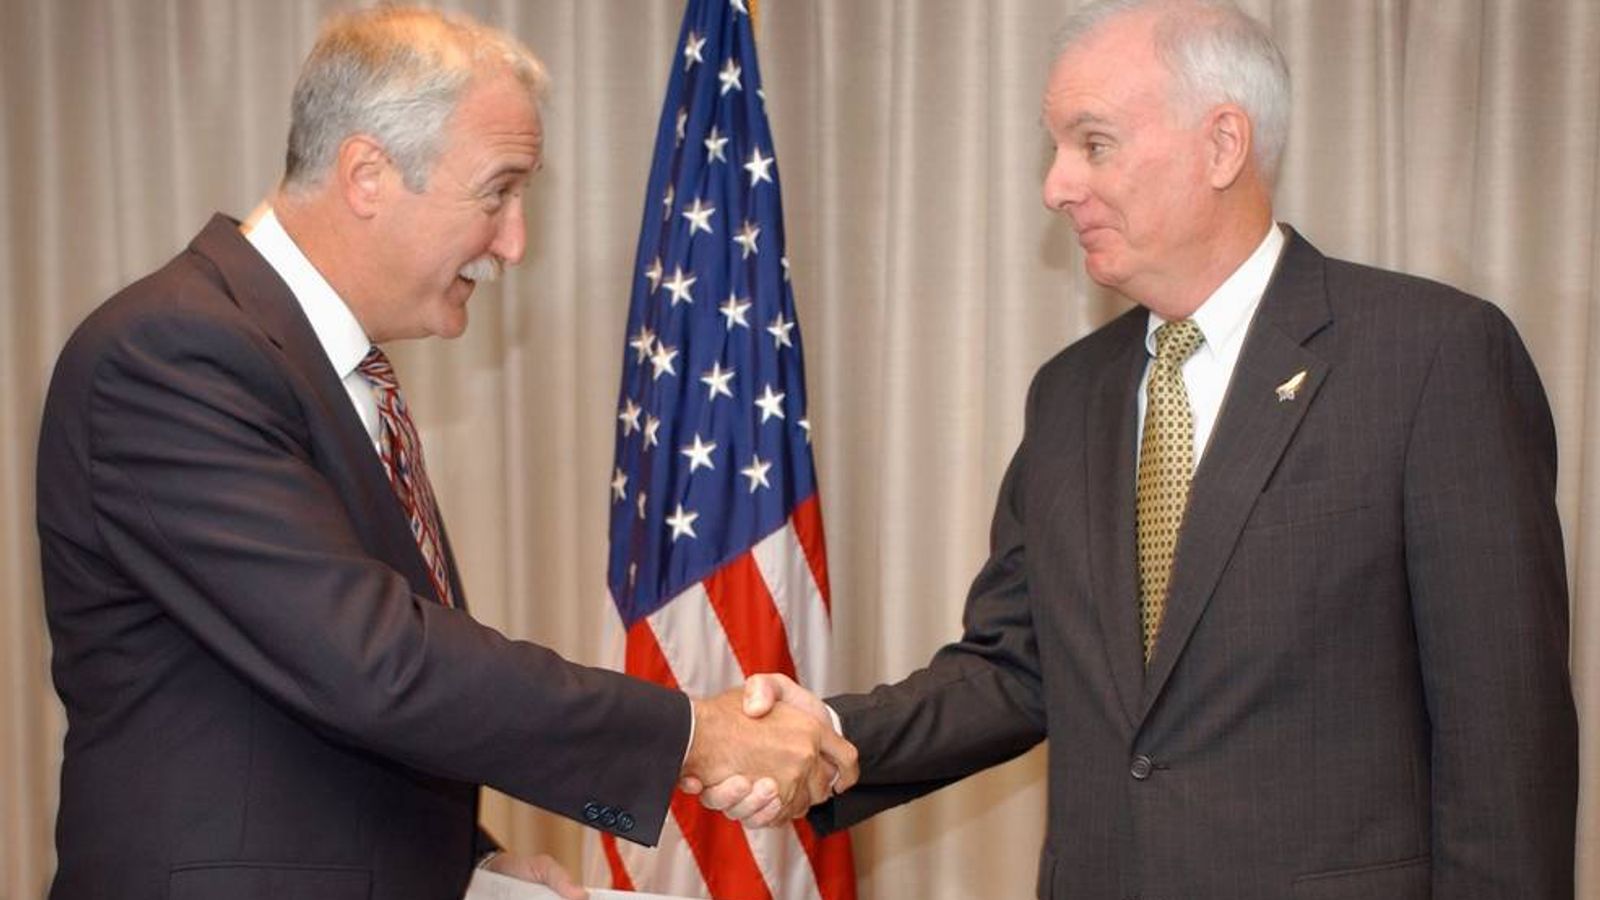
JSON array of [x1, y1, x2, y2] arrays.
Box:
[[37, 215, 691, 900], [810, 228, 1577, 899]]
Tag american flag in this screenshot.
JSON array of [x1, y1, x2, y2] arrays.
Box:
[[596, 1, 857, 898]]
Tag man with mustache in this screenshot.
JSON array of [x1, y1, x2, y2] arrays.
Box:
[[700, 0, 1577, 896], [35, 7, 852, 900]]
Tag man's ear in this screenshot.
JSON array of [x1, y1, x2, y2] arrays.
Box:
[[337, 135, 391, 219], [1205, 103, 1253, 190]]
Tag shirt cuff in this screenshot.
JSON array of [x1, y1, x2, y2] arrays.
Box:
[[681, 695, 696, 769]]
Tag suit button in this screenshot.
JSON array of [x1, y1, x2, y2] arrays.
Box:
[[618, 813, 636, 833], [601, 809, 619, 828], [582, 802, 603, 822], [1130, 755, 1154, 780]]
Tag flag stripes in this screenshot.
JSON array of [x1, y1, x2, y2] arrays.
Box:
[[603, 557, 839, 898], [706, 555, 800, 681], [603, 517, 849, 899]]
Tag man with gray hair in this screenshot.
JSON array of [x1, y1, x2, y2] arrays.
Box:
[[36, 7, 853, 900], [700, 0, 1578, 896]]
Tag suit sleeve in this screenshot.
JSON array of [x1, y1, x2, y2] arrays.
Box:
[[810, 378, 1050, 833], [81, 309, 689, 845], [1402, 300, 1577, 894]]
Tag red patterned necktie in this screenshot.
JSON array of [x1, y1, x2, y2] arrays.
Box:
[[357, 346, 456, 608]]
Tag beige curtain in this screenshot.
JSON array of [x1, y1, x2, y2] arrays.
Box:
[[3, 1, 1596, 898]]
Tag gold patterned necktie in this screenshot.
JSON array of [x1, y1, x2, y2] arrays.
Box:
[[358, 347, 456, 608], [1136, 319, 1204, 664]]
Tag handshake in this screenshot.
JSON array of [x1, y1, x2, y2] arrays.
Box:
[[679, 674, 856, 827]]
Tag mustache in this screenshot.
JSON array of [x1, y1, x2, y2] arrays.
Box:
[[458, 255, 504, 284]]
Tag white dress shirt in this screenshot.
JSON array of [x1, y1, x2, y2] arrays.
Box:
[[1137, 223, 1286, 468], [242, 207, 383, 451]]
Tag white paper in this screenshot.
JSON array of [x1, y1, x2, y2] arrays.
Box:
[[465, 867, 699, 900]]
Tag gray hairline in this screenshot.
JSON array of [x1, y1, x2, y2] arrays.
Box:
[[1053, 0, 1291, 183], [282, 7, 548, 195]]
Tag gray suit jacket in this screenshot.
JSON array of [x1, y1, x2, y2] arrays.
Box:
[[810, 228, 1577, 899], [37, 215, 690, 900]]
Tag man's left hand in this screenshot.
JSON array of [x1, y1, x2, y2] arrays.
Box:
[[482, 851, 588, 900]]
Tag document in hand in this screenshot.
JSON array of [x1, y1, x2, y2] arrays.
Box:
[[466, 867, 700, 900]]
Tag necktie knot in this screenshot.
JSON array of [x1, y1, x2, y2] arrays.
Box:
[[358, 345, 398, 391], [1154, 319, 1204, 366]]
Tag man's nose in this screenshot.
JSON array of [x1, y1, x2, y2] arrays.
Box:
[[1042, 147, 1086, 212], [491, 200, 527, 265]]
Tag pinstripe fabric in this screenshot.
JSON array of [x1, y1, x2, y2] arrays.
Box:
[[812, 230, 1576, 899]]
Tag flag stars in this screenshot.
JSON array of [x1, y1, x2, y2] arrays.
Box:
[[719, 59, 743, 95], [755, 384, 786, 422], [683, 31, 706, 70], [719, 293, 752, 330], [649, 340, 679, 380], [682, 197, 716, 236], [680, 433, 717, 472], [734, 220, 761, 259], [704, 126, 729, 164], [666, 503, 699, 541], [618, 398, 643, 435], [663, 266, 697, 306], [629, 326, 656, 362], [741, 455, 772, 493], [745, 147, 774, 187], [610, 28, 822, 580], [767, 313, 795, 349], [701, 362, 735, 400]]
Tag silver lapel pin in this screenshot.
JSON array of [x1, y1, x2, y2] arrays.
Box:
[[1275, 370, 1308, 402]]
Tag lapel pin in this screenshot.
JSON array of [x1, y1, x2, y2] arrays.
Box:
[[1275, 370, 1308, 403]]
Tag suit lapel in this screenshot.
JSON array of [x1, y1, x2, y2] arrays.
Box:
[[189, 215, 445, 605], [1083, 315, 1149, 729], [1140, 229, 1334, 713]]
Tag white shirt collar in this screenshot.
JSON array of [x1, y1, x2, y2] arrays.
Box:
[[1145, 223, 1286, 358], [242, 206, 372, 380]]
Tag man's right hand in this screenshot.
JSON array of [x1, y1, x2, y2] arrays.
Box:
[[681, 674, 855, 826]]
